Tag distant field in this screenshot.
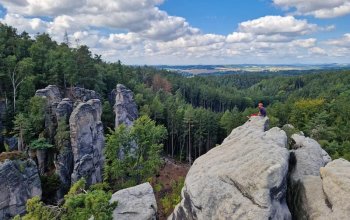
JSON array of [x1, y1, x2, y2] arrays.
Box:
[[157, 64, 350, 76]]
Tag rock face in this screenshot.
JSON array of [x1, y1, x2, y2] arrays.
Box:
[[69, 99, 104, 186], [110, 182, 157, 220], [66, 87, 100, 102], [287, 133, 332, 220], [287, 158, 350, 220], [4, 137, 18, 152], [35, 85, 62, 104], [55, 98, 74, 199], [35, 85, 63, 174], [114, 84, 138, 128], [0, 159, 42, 219], [169, 117, 291, 220], [320, 159, 350, 219], [33, 85, 105, 197]]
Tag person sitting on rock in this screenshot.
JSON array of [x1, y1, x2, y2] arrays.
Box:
[[249, 102, 267, 117]]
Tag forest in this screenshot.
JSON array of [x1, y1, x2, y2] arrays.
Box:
[[1, 23, 350, 218]]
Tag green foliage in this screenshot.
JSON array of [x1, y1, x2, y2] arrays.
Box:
[[40, 174, 61, 204], [104, 115, 167, 190], [22, 179, 116, 220], [13, 113, 31, 151], [55, 118, 70, 152], [28, 96, 46, 136], [21, 196, 57, 220], [29, 138, 53, 150], [62, 179, 116, 220], [160, 177, 185, 215], [102, 101, 114, 131]]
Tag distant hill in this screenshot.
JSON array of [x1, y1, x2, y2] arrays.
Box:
[[156, 64, 350, 76]]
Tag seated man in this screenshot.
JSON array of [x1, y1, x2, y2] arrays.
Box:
[[249, 102, 267, 117]]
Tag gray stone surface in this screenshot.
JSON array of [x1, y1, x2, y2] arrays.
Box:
[[4, 137, 18, 152], [320, 159, 350, 219], [70, 99, 104, 186], [169, 116, 291, 220], [35, 85, 62, 104], [289, 134, 331, 181], [0, 159, 42, 220], [66, 87, 101, 102], [110, 182, 157, 220], [114, 84, 138, 128], [287, 133, 333, 220], [55, 98, 74, 199]]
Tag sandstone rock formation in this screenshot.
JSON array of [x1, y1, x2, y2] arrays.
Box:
[[287, 157, 350, 220], [110, 182, 157, 220], [169, 116, 292, 220], [320, 159, 350, 219], [33, 85, 105, 197], [70, 99, 104, 186], [35, 85, 62, 104], [35, 85, 63, 174], [66, 87, 100, 102], [55, 98, 74, 199], [0, 159, 42, 219], [114, 84, 138, 128], [287, 133, 332, 220]]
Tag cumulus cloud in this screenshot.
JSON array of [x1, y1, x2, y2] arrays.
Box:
[[273, 0, 350, 18], [0, 1, 347, 64], [325, 33, 350, 47], [238, 16, 317, 36], [0, 0, 196, 41]]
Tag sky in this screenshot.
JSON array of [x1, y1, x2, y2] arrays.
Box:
[[0, 0, 350, 65]]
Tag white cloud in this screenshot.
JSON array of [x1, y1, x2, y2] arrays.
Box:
[[308, 47, 327, 55], [325, 33, 350, 47], [0, 1, 348, 64], [273, 0, 350, 18], [238, 16, 317, 36], [0, 13, 49, 34]]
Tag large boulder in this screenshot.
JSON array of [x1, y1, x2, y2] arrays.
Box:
[[169, 116, 291, 220], [0, 159, 42, 219], [289, 134, 331, 181], [287, 134, 332, 220], [35, 85, 62, 104], [114, 84, 138, 128], [319, 159, 350, 219], [69, 99, 104, 186], [66, 87, 100, 102], [110, 182, 157, 220]]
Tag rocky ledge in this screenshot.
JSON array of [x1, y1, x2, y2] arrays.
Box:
[[169, 116, 350, 220], [0, 159, 42, 220]]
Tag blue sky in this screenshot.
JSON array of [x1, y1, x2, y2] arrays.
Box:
[[0, 0, 350, 64]]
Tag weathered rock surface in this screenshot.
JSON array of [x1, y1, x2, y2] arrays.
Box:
[[320, 159, 350, 219], [70, 99, 104, 186], [289, 134, 331, 181], [35, 85, 62, 104], [287, 133, 332, 220], [4, 137, 18, 152], [55, 98, 74, 199], [114, 84, 138, 128], [66, 87, 100, 102], [170, 116, 291, 220], [0, 159, 42, 219], [110, 182, 157, 220]]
